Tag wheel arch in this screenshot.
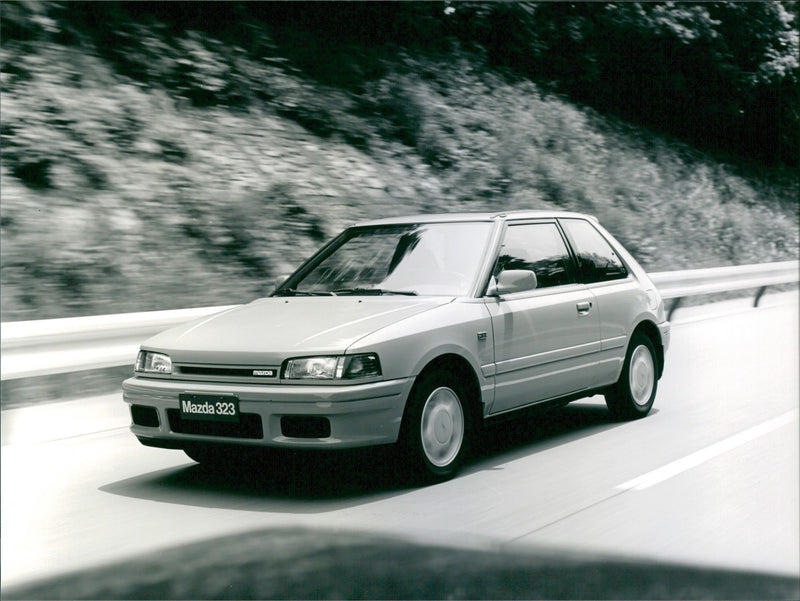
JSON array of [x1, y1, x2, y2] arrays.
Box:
[[406, 353, 484, 427], [632, 319, 664, 378]]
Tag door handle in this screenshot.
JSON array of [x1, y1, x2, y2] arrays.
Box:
[[576, 301, 592, 315]]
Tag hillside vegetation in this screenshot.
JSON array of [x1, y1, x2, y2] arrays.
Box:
[[1, 2, 798, 322]]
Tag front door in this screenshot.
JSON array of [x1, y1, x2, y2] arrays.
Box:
[[485, 221, 601, 415]]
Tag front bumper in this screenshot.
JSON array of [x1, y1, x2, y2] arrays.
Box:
[[658, 320, 671, 353], [122, 376, 413, 450]]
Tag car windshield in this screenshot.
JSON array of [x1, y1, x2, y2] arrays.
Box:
[[283, 222, 494, 296]]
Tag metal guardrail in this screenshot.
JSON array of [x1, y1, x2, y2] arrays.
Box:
[[650, 260, 799, 320], [1, 262, 797, 381], [1, 305, 238, 381]]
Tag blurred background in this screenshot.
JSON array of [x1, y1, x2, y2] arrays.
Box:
[[1, 0, 798, 323]]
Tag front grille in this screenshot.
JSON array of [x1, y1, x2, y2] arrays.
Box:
[[173, 364, 279, 383], [167, 409, 263, 439]]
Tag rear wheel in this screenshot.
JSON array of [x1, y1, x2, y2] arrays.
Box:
[[605, 332, 658, 420], [400, 368, 473, 483]]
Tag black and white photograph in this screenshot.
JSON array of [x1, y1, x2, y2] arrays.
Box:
[[1, 2, 798, 599]]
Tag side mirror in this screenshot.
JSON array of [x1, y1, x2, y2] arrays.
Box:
[[486, 269, 538, 297]]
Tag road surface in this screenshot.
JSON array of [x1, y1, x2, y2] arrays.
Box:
[[2, 294, 798, 591]]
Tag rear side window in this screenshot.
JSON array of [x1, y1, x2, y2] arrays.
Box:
[[560, 219, 628, 283], [495, 222, 575, 289]]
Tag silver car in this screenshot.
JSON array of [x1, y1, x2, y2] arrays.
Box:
[[123, 211, 670, 482]]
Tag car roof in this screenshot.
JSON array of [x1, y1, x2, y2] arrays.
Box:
[[354, 210, 597, 227]]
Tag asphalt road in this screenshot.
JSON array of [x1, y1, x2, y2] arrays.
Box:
[[2, 294, 798, 592]]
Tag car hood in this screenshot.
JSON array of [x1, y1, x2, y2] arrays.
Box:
[[142, 296, 453, 364]]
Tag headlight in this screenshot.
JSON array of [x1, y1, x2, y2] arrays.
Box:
[[283, 353, 382, 380], [284, 356, 339, 380], [135, 351, 172, 374]]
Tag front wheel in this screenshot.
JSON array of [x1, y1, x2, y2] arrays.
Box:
[[605, 333, 658, 420], [400, 369, 473, 483]]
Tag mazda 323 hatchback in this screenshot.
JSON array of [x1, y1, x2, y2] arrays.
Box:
[[123, 211, 670, 482]]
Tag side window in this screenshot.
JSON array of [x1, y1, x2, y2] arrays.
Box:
[[561, 219, 628, 284], [495, 223, 574, 289]]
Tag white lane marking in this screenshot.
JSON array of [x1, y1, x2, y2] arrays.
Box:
[[617, 409, 799, 491]]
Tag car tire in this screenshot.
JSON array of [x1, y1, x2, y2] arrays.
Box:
[[400, 368, 472, 483], [605, 332, 658, 420]]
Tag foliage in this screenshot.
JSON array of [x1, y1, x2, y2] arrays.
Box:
[[0, 2, 798, 321], [6, 1, 797, 165], [447, 1, 799, 166]]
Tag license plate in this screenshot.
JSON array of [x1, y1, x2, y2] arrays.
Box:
[[179, 394, 240, 422]]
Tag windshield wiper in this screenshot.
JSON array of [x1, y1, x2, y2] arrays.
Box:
[[273, 288, 336, 297], [332, 287, 418, 296]]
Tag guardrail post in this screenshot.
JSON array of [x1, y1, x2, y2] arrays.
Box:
[[667, 297, 683, 321], [753, 286, 768, 307]]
